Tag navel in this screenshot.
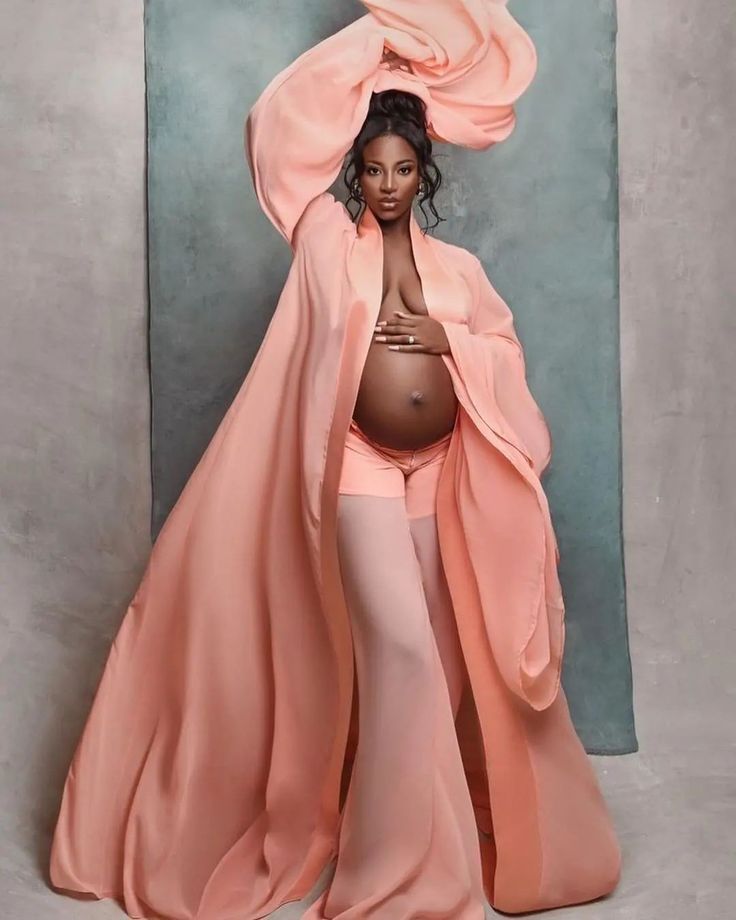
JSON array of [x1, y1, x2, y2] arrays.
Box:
[[409, 389, 425, 404]]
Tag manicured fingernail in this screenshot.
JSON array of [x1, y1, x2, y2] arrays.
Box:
[[375, 335, 386, 342], [388, 345, 399, 350]]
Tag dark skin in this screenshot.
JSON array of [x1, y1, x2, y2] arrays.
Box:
[[351, 49, 459, 449], [364, 50, 450, 357]]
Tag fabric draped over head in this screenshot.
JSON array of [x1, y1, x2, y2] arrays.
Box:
[[246, 0, 537, 244]]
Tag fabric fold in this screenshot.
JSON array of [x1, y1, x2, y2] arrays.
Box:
[[440, 254, 553, 479], [245, 0, 537, 244], [439, 254, 563, 711]]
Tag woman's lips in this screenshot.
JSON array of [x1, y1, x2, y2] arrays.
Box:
[[380, 199, 398, 209]]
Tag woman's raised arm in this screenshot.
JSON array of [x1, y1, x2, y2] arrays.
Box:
[[244, 1, 537, 247], [245, 18, 384, 247]]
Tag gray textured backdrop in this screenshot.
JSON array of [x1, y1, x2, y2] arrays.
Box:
[[0, 2, 150, 916], [144, 0, 635, 753]]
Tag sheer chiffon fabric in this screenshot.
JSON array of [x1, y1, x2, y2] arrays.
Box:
[[303, 422, 484, 918]]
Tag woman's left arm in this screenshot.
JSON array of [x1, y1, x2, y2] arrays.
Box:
[[442, 255, 553, 478]]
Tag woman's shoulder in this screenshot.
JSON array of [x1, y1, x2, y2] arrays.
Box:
[[293, 192, 354, 249], [427, 233, 483, 277]]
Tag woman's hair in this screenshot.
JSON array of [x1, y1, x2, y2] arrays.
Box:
[[343, 90, 444, 232]]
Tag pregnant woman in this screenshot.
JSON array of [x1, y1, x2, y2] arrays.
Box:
[[325, 84, 481, 918], [49, 3, 622, 919], [349, 91, 459, 452]]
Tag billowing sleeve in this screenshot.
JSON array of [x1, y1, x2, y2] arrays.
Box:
[[245, 17, 384, 247], [441, 254, 553, 479], [439, 253, 563, 711], [245, 1, 537, 246], [362, 0, 538, 147]]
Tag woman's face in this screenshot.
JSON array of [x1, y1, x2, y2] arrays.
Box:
[[360, 133, 420, 222]]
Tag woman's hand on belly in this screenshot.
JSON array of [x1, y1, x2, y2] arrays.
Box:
[[374, 311, 451, 355], [353, 333, 459, 450]]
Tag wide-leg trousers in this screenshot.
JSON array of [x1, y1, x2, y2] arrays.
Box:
[[302, 416, 486, 919]]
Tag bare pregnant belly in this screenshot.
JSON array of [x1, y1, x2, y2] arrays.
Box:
[[353, 340, 459, 450]]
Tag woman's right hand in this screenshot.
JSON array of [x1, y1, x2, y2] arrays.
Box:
[[381, 47, 412, 74]]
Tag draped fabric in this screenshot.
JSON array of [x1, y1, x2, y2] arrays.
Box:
[[439, 255, 565, 712], [49, 2, 621, 917], [246, 0, 537, 244]]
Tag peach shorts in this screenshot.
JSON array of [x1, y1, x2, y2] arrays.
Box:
[[338, 417, 455, 519]]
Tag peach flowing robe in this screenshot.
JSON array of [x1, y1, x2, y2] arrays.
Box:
[[49, 2, 622, 917]]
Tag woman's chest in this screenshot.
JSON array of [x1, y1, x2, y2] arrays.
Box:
[[378, 243, 473, 325]]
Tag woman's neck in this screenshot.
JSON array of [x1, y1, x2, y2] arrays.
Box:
[[376, 206, 412, 241]]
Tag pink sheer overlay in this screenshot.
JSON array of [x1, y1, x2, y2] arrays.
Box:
[[304, 496, 482, 918]]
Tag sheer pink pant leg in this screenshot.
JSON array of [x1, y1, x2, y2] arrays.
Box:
[[407, 510, 467, 720], [303, 430, 484, 919]]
